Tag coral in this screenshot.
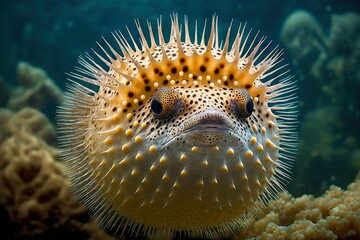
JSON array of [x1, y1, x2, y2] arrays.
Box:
[[6, 61, 63, 115], [324, 13, 360, 111], [235, 173, 360, 240], [4, 107, 57, 146], [280, 10, 327, 77], [328, 13, 360, 56], [280, 11, 360, 196], [280, 11, 360, 112], [0, 106, 116, 239], [0, 107, 58, 155], [0, 130, 115, 239], [0, 108, 13, 143]]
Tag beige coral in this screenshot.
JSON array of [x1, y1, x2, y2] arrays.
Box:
[[5, 107, 57, 146], [0, 107, 58, 160], [235, 173, 360, 240], [0, 129, 115, 239]]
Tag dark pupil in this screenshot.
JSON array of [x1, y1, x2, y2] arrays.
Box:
[[151, 99, 163, 114], [246, 100, 254, 114]]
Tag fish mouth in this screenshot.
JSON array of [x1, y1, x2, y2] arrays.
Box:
[[183, 110, 232, 134], [160, 110, 243, 147]]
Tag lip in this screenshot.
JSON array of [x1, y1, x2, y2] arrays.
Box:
[[183, 110, 232, 133], [159, 109, 243, 148]]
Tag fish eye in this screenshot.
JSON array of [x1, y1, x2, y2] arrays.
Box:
[[231, 89, 253, 119], [151, 87, 182, 119]]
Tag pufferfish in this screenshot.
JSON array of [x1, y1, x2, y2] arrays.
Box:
[[58, 14, 298, 238]]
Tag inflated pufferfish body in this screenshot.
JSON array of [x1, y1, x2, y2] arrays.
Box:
[[58, 15, 298, 238]]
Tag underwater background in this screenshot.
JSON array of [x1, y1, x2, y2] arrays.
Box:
[[0, 0, 359, 239]]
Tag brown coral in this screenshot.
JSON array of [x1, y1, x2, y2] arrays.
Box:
[[0, 130, 115, 239], [235, 173, 360, 240]]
